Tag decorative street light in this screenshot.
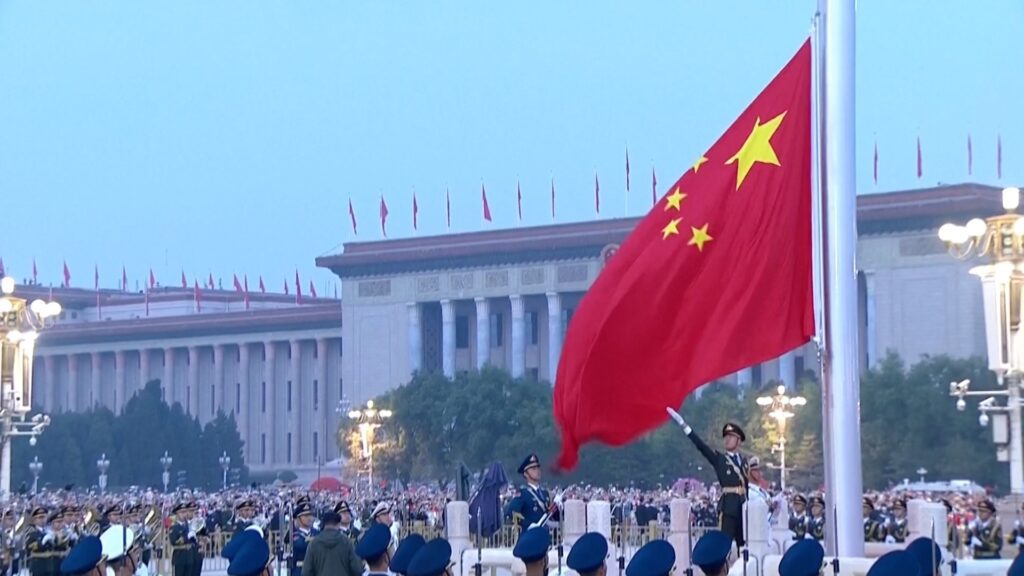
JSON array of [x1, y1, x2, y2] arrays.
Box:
[[0, 276, 60, 501], [940, 186, 1024, 494], [347, 400, 393, 490], [916, 467, 928, 484], [28, 457, 42, 495], [96, 453, 110, 494], [219, 451, 231, 490], [160, 451, 173, 493], [755, 384, 807, 491]]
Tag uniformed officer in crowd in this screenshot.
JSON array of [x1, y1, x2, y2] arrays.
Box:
[[505, 454, 560, 530], [807, 496, 825, 541], [291, 502, 317, 576], [47, 508, 74, 576], [234, 500, 257, 534], [58, 535, 104, 576], [357, 523, 393, 576], [169, 502, 199, 576], [666, 407, 749, 549], [334, 501, 360, 542], [566, 532, 607, 576], [885, 498, 909, 544], [790, 495, 809, 540], [778, 539, 825, 576], [969, 499, 1002, 559], [99, 503, 123, 533], [862, 498, 884, 542], [513, 526, 550, 576], [689, 530, 729, 576], [389, 534, 425, 576], [24, 506, 48, 576]]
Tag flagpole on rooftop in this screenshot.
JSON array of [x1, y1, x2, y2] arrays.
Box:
[[818, 0, 864, 558]]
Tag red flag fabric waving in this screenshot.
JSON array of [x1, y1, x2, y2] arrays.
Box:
[[63, 260, 71, 287], [310, 281, 318, 298], [233, 274, 243, 293], [379, 195, 389, 237], [295, 270, 302, 303], [259, 275, 266, 293], [553, 39, 814, 470], [181, 270, 187, 289], [413, 191, 419, 231], [482, 185, 492, 222], [348, 198, 358, 235], [916, 136, 923, 179]]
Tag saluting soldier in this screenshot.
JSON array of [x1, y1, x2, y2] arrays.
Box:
[[969, 500, 1002, 559], [789, 495, 809, 540], [807, 496, 825, 542], [169, 502, 196, 576], [334, 501, 360, 542], [504, 454, 560, 530], [666, 407, 749, 548], [886, 499, 909, 544], [862, 498, 884, 542], [291, 502, 318, 576], [24, 507, 48, 576]]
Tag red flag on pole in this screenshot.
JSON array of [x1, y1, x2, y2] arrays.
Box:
[[482, 185, 492, 222], [873, 140, 878, 185], [295, 270, 302, 304], [553, 40, 814, 470], [651, 166, 657, 207], [208, 273, 215, 290], [284, 278, 289, 295], [32, 259, 38, 285], [446, 188, 451, 230], [259, 275, 266, 293], [180, 270, 187, 289], [121, 266, 128, 292], [194, 280, 202, 313], [233, 274, 243, 293], [998, 134, 1003, 180], [348, 198, 358, 235], [310, 281, 318, 298], [517, 181, 523, 223], [967, 133, 973, 176], [62, 260, 71, 288], [551, 179, 556, 220], [379, 195, 389, 237], [916, 136, 923, 179], [149, 269, 156, 290], [243, 275, 250, 310], [413, 191, 419, 231], [626, 148, 631, 193], [594, 173, 601, 215]]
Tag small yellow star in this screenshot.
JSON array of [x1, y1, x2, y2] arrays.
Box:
[[661, 218, 683, 240], [664, 187, 687, 211], [725, 111, 787, 189], [693, 156, 709, 173], [688, 224, 713, 251]]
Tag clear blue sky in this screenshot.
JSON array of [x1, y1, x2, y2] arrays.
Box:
[[0, 1, 1020, 292]]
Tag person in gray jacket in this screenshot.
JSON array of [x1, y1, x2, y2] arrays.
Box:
[[300, 512, 364, 576]]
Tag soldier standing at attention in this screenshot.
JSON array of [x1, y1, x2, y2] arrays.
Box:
[[291, 503, 317, 576], [24, 507, 48, 576], [862, 498, 884, 543], [504, 454, 560, 530], [169, 502, 196, 576], [885, 499, 909, 544], [807, 496, 825, 542], [969, 500, 1002, 559], [789, 495, 809, 540], [666, 407, 749, 548]]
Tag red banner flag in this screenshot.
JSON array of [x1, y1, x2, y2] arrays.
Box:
[[194, 280, 202, 313], [517, 181, 523, 222], [551, 179, 556, 220], [233, 274, 243, 293], [967, 133, 973, 176], [348, 198, 358, 235], [594, 173, 600, 215], [916, 136, 923, 179], [208, 273, 215, 290], [310, 281, 318, 298], [651, 166, 657, 207], [284, 278, 289, 295], [180, 270, 187, 289], [62, 260, 71, 288], [121, 266, 128, 292], [149, 269, 156, 290], [379, 195, 389, 237], [482, 184, 492, 222], [243, 275, 250, 310], [413, 191, 419, 231], [625, 148, 631, 193], [259, 275, 266, 293], [446, 188, 452, 230], [295, 270, 302, 304], [553, 40, 814, 470], [32, 259, 37, 285], [873, 140, 878, 185]]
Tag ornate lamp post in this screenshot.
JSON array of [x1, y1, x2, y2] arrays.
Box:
[[160, 451, 173, 493], [755, 384, 806, 490], [219, 451, 231, 490], [96, 453, 110, 494], [347, 400, 393, 490], [940, 186, 1024, 494], [0, 276, 60, 501], [28, 457, 42, 495], [916, 467, 928, 484]]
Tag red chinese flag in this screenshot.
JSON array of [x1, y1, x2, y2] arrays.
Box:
[[121, 266, 128, 292], [233, 274, 243, 293], [553, 40, 814, 470], [379, 195, 389, 237], [413, 191, 419, 231], [295, 270, 302, 303], [62, 260, 71, 288], [310, 281, 318, 298], [482, 184, 492, 222], [259, 275, 266, 293], [348, 198, 358, 235], [180, 270, 187, 289]]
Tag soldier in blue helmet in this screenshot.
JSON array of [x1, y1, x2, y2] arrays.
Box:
[[566, 532, 608, 576], [513, 527, 550, 576], [778, 539, 824, 576], [689, 530, 730, 576], [626, 540, 675, 576], [59, 535, 105, 576], [357, 524, 393, 576], [905, 537, 942, 576], [866, 550, 920, 576], [227, 531, 273, 576], [505, 454, 560, 529], [407, 538, 453, 576], [390, 534, 426, 576]]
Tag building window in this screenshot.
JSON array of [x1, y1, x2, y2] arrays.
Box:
[[527, 311, 539, 345], [455, 315, 469, 349], [261, 382, 266, 413], [235, 383, 241, 414], [313, 379, 319, 411], [490, 313, 504, 347], [313, 432, 319, 461], [286, 434, 292, 463], [261, 435, 266, 464], [287, 381, 293, 412]]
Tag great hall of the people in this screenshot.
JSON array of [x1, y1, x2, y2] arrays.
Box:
[[23, 182, 1000, 473]]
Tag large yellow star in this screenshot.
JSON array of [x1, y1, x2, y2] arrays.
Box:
[[661, 217, 683, 240], [693, 155, 709, 173], [688, 224, 713, 251], [664, 187, 687, 211], [725, 111, 787, 189]]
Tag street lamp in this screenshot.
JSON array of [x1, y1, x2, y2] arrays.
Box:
[[96, 453, 110, 494], [160, 451, 173, 493], [940, 186, 1024, 494], [28, 457, 42, 495], [347, 400, 393, 490], [219, 451, 231, 490], [755, 384, 806, 491], [916, 467, 928, 484], [0, 277, 60, 501]]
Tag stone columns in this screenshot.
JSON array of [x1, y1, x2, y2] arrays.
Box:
[[865, 272, 877, 368], [90, 352, 102, 408], [43, 356, 56, 412], [407, 303, 422, 375], [509, 295, 525, 378], [779, 351, 797, 389], [289, 339, 302, 464], [546, 292, 562, 380], [562, 500, 586, 549], [264, 341, 277, 465], [316, 338, 330, 460], [474, 297, 489, 370], [213, 345, 226, 416], [139, 349, 151, 390], [114, 351, 127, 414], [440, 299, 455, 378], [162, 348, 175, 406], [68, 355, 79, 410], [668, 499, 692, 570], [238, 344, 251, 462], [187, 346, 200, 417]]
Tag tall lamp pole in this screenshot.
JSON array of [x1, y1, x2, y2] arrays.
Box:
[[219, 451, 231, 490], [96, 453, 110, 494], [160, 451, 173, 493], [940, 186, 1024, 495], [756, 384, 806, 491], [28, 457, 42, 495], [347, 400, 393, 491], [0, 276, 60, 501]]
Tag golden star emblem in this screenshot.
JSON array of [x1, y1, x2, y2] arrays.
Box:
[[693, 155, 709, 173], [661, 218, 683, 240], [725, 111, 786, 189], [688, 224, 713, 251], [664, 188, 687, 211]]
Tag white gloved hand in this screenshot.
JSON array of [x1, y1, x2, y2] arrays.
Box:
[[187, 531, 196, 540], [804, 533, 814, 540], [1016, 536, 1024, 546], [41, 533, 54, 546], [665, 407, 692, 434], [884, 535, 896, 544], [971, 536, 983, 548]]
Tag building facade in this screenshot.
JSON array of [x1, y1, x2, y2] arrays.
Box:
[[317, 183, 1003, 404], [24, 286, 343, 473]]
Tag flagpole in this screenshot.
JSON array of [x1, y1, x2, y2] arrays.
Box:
[[818, 0, 864, 558]]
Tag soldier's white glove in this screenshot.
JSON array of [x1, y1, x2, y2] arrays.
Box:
[[188, 531, 196, 540], [884, 535, 895, 544], [804, 533, 813, 540], [665, 408, 692, 435], [1016, 536, 1024, 546], [41, 533, 54, 546], [971, 536, 983, 548]]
